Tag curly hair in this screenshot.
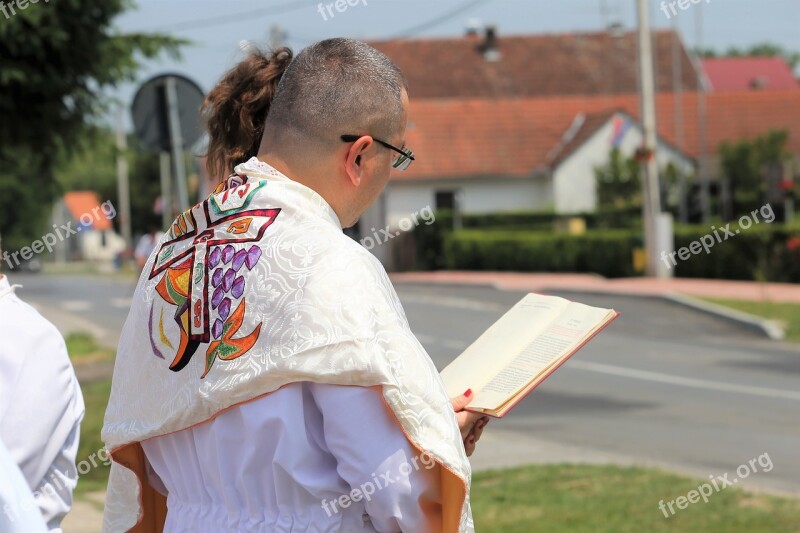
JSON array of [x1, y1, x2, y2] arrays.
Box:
[[201, 47, 293, 180]]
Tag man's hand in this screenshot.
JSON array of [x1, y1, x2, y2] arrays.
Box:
[[450, 389, 490, 456]]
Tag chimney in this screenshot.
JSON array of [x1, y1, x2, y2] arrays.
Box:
[[482, 25, 501, 62], [750, 76, 768, 90], [465, 18, 481, 40]]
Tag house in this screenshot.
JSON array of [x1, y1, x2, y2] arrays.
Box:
[[702, 57, 798, 92], [51, 191, 125, 263], [361, 29, 800, 236], [385, 105, 694, 222], [354, 27, 701, 242], [371, 28, 701, 98]]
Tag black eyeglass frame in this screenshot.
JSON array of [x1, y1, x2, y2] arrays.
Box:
[[340, 134, 415, 170]]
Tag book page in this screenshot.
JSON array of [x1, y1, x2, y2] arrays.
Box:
[[468, 302, 613, 410], [439, 294, 569, 398]]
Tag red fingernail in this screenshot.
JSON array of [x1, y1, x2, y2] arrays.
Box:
[[464, 389, 472, 397]]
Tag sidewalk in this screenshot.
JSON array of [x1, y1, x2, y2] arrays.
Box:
[[390, 271, 800, 303]]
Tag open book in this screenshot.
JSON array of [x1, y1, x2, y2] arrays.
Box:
[[440, 293, 618, 418]]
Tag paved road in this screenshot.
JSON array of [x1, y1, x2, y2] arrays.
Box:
[[10, 273, 137, 349], [398, 282, 800, 497], [10, 273, 800, 498]]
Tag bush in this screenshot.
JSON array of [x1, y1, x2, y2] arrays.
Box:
[[672, 221, 800, 282], [443, 230, 640, 278], [436, 223, 800, 281], [411, 208, 642, 270]]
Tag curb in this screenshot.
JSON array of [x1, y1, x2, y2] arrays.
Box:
[[392, 277, 786, 341], [661, 293, 785, 341], [545, 288, 785, 341], [542, 287, 786, 341]]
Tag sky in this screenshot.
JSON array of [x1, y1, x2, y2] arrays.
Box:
[[111, 0, 800, 120]]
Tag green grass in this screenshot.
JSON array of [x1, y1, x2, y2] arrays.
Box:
[[66, 333, 114, 494], [471, 464, 800, 532], [74, 379, 112, 496], [699, 298, 800, 342], [66, 332, 114, 363]]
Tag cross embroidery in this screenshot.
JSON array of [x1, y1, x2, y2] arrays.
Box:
[[148, 177, 280, 375]]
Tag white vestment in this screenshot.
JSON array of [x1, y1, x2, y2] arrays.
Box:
[[102, 159, 473, 532], [0, 276, 85, 532], [141, 382, 442, 532]]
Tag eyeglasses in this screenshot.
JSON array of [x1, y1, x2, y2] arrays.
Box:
[[340, 134, 415, 171]]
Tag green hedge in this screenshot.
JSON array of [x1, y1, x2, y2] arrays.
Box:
[[443, 230, 640, 278], [412, 208, 642, 270], [671, 222, 800, 281], [435, 223, 800, 281], [430, 207, 643, 231]]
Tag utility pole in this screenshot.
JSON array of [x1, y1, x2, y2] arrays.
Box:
[[165, 76, 190, 213], [116, 107, 132, 265], [696, 3, 711, 222], [270, 24, 286, 49], [672, 19, 688, 224], [636, 0, 672, 278]]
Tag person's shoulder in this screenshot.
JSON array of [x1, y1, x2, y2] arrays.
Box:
[[0, 290, 67, 361]]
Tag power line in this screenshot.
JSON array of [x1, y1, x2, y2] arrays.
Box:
[[152, 0, 495, 47], [387, 0, 497, 40], [153, 1, 315, 33]]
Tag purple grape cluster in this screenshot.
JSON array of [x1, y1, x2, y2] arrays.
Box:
[[207, 243, 263, 339]]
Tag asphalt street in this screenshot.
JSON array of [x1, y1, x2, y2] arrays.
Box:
[[10, 273, 800, 497]]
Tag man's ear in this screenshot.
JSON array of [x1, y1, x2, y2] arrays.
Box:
[[344, 135, 373, 187]]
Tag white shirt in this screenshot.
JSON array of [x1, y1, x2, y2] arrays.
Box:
[[0, 438, 48, 533], [0, 275, 85, 532], [134, 232, 164, 263], [141, 382, 442, 532]]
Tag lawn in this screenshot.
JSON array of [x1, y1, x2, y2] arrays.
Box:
[[698, 298, 800, 342], [66, 333, 114, 495], [471, 464, 800, 532], [66, 332, 115, 364]]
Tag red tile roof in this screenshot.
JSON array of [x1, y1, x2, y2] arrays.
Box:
[[63, 191, 113, 230], [702, 57, 799, 92], [545, 110, 622, 169], [395, 90, 800, 181], [371, 30, 701, 98]]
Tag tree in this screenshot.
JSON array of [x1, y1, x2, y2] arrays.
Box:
[[54, 126, 165, 239], [694, 43, 800, 69], [719, 130, 789, 214], [0, 0, 184, 252], [595, 148, 641, 209]]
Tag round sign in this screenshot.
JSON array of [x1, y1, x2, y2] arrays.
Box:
[[132, 73, 205, 151]]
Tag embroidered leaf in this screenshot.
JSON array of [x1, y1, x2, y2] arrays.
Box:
[[160, 246, 174, 262], [201, 299, 262, 378]]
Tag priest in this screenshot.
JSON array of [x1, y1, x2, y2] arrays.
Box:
[[103, 38, 485, 532]]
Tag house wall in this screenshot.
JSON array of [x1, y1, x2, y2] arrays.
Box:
[[385, 177, 552, 227], [80, 230, 126, 262], [553, 118, 696, 213], [50, 200, 126, 263]]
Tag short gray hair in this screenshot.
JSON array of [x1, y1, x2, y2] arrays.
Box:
[[264, 38, 407, 147]]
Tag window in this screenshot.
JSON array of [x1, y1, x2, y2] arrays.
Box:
[[435, 191, 456, 211]]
